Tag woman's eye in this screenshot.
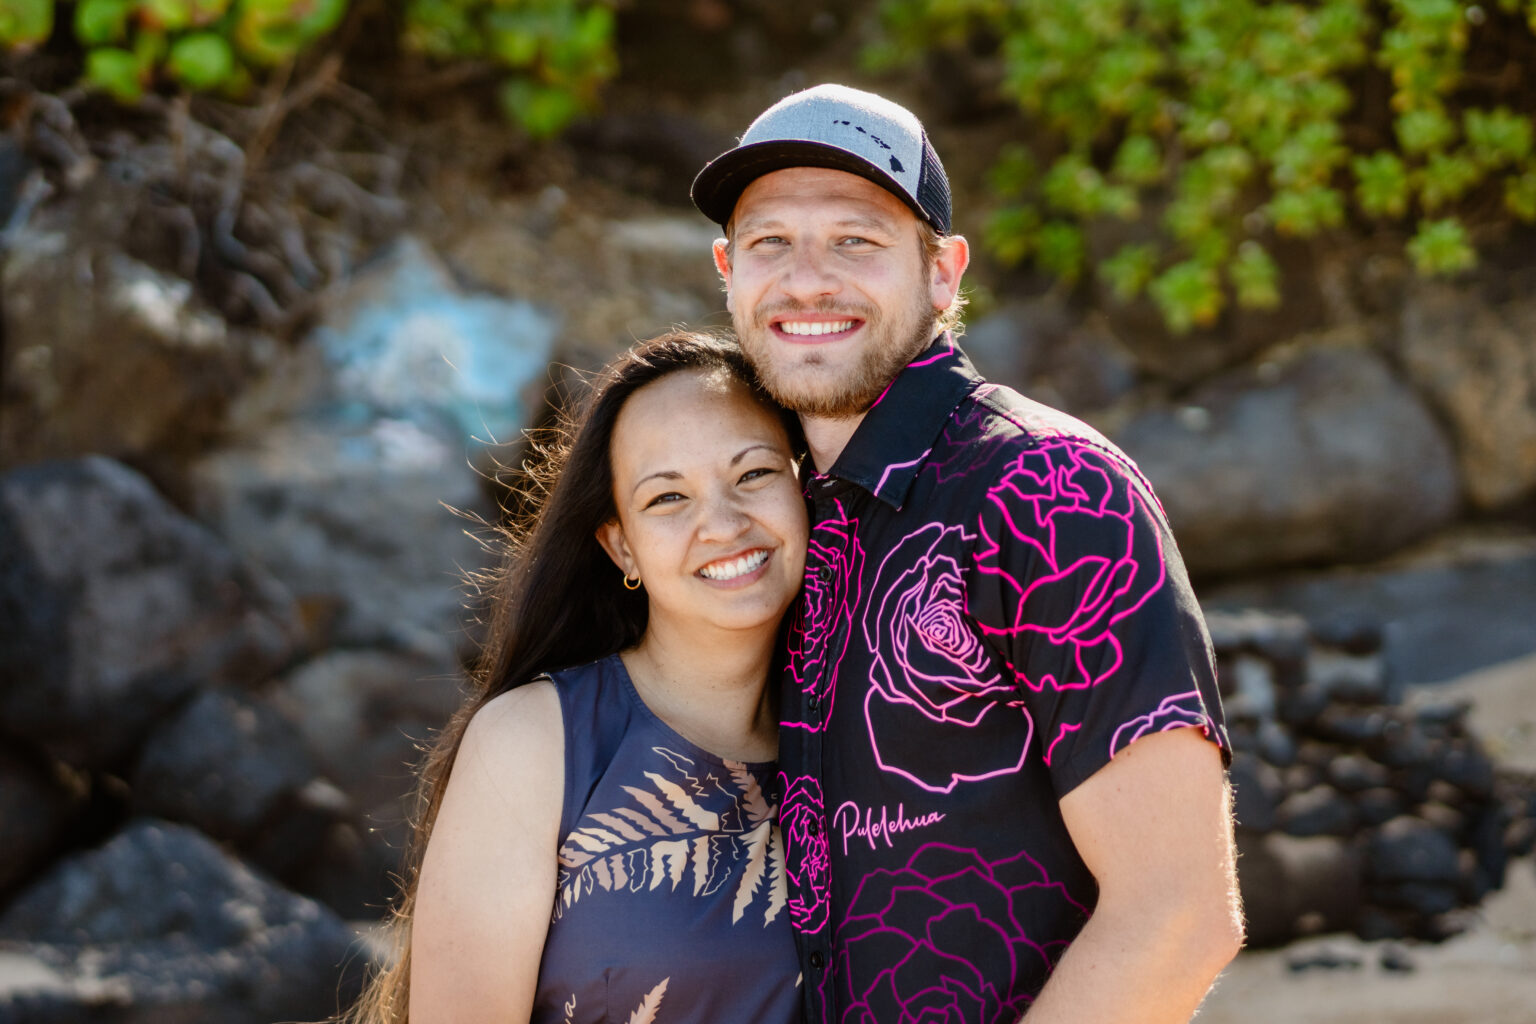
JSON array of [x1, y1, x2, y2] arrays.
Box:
[[739, 467, 777, 484], [644, 492, 685, 509]]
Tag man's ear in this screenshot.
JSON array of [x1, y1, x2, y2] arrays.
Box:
[[712, 238, 735, 314], [595, 519, 637, 580], [929, 233, 970, 311]]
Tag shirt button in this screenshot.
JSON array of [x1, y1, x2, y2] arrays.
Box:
[[807, 694, 820, 711], [809, 951, 826, 970], [817, 565, 835, 582], [810, 817, 823, 835]]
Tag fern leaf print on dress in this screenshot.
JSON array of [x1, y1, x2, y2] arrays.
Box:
[[531, 656, 800, 1024]]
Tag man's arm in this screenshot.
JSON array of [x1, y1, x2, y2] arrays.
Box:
[[1021, 726, 1244, 1023]]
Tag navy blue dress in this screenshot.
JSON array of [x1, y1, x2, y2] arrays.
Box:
[[532, 654, 802, 1024]]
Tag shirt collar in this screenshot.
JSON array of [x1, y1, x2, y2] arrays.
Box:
[[820, 332, 982, 508]]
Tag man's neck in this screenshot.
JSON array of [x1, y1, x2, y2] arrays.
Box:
[[801, 413, 866, 475]]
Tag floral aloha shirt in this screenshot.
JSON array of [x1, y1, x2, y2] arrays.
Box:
[[777, 333, 1229, 1024]]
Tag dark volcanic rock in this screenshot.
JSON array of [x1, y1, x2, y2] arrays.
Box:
[[268, 649, 460, 915], [0, 746, 77, 898], [1236, 832, 1362, 947], [0, 819, 361, 1023], [1112, 335, 1460, 577], [1307, 649, 1388, 704], [131, 689, 341, 875], [0, 197, 274, 468], [1277, 784, 1360, 838], [1254, 719, 1299, 767], [1203, 534, 1536, 686], [1367, 816, 1462, 885], [1435, 740, 1496, 799], [1328, 753, 1393, 793], [1229, 754, 1284, 833], [0, 458, 304, 768], [1368, 880, 1460, 917], [1395, 282, 1536, 510], [1355, 787, 1408, 827]]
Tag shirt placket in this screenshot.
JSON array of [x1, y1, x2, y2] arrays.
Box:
[[799, 476, 852, 1016]]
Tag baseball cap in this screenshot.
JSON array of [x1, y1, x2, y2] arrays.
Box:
[[691, 84, 952, 234]]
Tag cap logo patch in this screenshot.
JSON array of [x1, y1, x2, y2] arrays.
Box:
[[833, 119, 893, 153]]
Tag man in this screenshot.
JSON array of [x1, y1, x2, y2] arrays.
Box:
[[692, 84, 1243, 1023]]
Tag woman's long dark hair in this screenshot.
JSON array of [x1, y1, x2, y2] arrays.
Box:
[[340, 329, 798, 1023]]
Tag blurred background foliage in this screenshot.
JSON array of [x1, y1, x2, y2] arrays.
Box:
[[0, 0, 618, 137], [869, 0, 1536, 331], [2, 0, 1535, 332]]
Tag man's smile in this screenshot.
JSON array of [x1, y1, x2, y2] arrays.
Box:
[[777, 319, 859, 338]]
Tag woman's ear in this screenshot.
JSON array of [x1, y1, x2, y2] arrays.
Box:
[[596, 519, 637, 579]]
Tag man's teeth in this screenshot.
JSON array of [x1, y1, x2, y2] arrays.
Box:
[[780, 320, 855, 336], [699, 550, 769, 581]]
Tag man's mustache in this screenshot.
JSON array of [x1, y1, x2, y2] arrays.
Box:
[[749, 298, 879, 327]]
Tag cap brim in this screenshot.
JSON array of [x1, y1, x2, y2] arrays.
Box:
[[691, 139, 938, 231]]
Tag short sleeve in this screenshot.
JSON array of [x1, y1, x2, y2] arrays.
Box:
[[967, 438, 1227, 797]]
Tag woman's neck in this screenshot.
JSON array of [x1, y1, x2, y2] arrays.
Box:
[[621, 621, 779, 764]]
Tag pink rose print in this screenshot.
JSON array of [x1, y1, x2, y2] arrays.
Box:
[[784, 501, 865, 733], [1109, 691, 1213, 758], [836, 843, 1085, 1024], [975, 440, 1166, 693], [928, 399, 1011, 485], [779, 773, 831, 935], [861, 522, 1029, 793]]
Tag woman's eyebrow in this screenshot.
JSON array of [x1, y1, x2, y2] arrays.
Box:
[[631, 443, 783, 494], [731, 443, 781, 466], [632, 469, 681, 494]]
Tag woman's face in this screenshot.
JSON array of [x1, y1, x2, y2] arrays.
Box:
[[599, 368, 808, 639]]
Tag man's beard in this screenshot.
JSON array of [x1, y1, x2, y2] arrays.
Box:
[[737, 296, 939, 418]]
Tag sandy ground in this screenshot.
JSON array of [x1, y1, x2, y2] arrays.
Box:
[[1201, 651, 1536, 1024], [1200, 858, 1536, 1024]]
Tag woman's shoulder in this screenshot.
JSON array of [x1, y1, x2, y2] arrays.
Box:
[[459, 678, 565, 780]]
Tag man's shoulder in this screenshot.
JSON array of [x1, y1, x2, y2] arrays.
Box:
[[931, 380, 1148, 489], [969, 381, 1119, 451]]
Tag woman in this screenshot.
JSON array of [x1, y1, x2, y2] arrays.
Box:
[[344, 330, 809, 1024]]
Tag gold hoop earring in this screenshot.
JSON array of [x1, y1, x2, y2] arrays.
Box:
[[622, 573, 642, 591]]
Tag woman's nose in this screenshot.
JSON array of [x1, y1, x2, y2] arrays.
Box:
[[696, 491, 751, 541]]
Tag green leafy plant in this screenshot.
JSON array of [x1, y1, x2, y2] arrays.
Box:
[[870, 0, 1536, 332], [52, 0, 341, 101], [0, 0, 53, 51], [0, 0, 617, 138], [403, 0, 616, 137]]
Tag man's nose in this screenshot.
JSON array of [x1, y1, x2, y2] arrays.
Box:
[[778, 245, 841, 302]]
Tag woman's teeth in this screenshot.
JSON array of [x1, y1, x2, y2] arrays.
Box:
[[699, 549, 769, 580]]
